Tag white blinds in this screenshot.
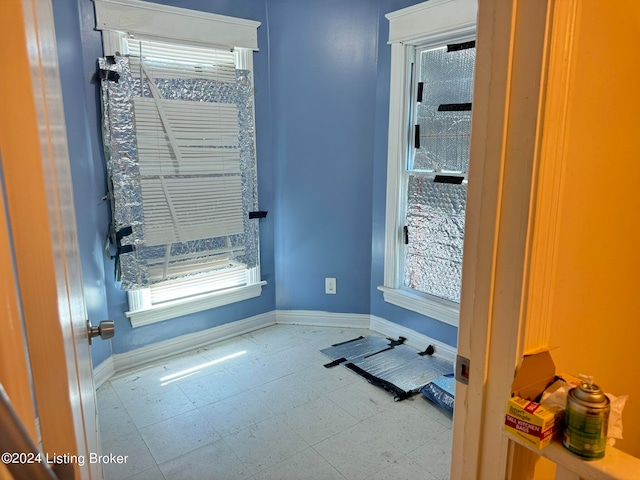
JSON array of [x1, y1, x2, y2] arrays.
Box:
[[132, 96, 244, 246], [129, 38, 244, 246], [122, 37, 248, 284], [139, 176, 244, 245], [133, 98, 241, 176], [127, 38, 237, 81]]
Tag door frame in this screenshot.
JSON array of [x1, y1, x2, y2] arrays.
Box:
[[0, 0, 100, 478], [451, 0, 558, 478]]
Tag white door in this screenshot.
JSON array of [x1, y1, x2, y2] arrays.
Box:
[[0, 1, 104, 478]]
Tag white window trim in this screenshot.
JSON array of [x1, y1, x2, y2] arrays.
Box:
[[379, 0, 477, 327], [96, 0, 264, 327], [94, 0, 260, 51], [127, 273, 266, 328]]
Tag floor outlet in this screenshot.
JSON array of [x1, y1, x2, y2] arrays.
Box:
[[325, 277, 337, 294]]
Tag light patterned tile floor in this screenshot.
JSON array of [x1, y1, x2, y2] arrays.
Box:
[[97, 325, 453, 480]]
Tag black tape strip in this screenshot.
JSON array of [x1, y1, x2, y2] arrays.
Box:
[[414, 125, 420, 149], [115, 226, 134, 254], [417, 82, 424, 103], [113, 226, 133, 281], [324, 358, 347, 368], [447, 40, 476, 52], [403, 226, 409, 245], [98, 69, 120, 82], [418, 345, 436, 356], [249, 211, 268, 219], [344, 363, 412, 400], [387, 336, 406, 347], [438, 102, 472, 112], [116, 226, 133, 243], [434, 175, 464, 184], [118, 245, 133, 254], [330, 336, 365, 347], [363, 346, 394, 359]]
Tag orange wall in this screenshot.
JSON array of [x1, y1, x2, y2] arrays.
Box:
[[547, 1, 640, 458]]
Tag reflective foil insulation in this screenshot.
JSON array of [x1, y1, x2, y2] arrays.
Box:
[[99, 56, 259, 289]]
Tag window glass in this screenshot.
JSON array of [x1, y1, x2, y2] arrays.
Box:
[[412, 44, 475, 172], [404, 176, 467, 302], [402, 42, 475, 303]]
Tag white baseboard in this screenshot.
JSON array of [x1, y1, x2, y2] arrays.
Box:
[[369, 315, 457, 364], [93, 356, 115, 389], [112, 311, 276, 373], [95, 310, 457, 381], [276, 310, 370, 329]]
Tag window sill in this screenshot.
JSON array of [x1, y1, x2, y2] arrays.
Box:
[[126, 281, 266, 328], [377, 286, 459, 327]]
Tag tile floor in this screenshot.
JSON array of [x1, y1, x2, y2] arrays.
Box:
[[97, 324, 453, 480]]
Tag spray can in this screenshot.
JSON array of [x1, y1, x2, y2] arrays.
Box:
[[563, 375, 610, 459]]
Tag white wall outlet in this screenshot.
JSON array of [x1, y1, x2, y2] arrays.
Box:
[[325, 277, 337, 294]]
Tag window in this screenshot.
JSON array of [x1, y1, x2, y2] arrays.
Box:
[[379, 0, 477, 327], [95, 1, 264, 327]]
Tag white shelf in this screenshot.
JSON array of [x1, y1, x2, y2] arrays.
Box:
[[505, 431, 640, 480]]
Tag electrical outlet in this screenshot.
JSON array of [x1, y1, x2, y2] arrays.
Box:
[[325, 277, 337, 294]]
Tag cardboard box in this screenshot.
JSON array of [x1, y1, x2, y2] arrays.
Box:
[[504, 348, 565, 449]]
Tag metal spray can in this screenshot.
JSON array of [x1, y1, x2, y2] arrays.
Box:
[[563, 378, 610, 459]]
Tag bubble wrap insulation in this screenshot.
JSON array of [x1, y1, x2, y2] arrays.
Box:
[[404, 176, 467, 302], [100, 57, 259, 289], [413, 45, 475, 172]]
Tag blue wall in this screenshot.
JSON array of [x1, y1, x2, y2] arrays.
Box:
[[268, 0, 378, 313], [52, 0, 112, 365], [52, 0, 458, 365]]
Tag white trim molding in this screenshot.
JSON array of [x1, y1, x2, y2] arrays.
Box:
[[113, 311, 276, 372], [93, 0, 260, 50], [382, 41, 411, 290], [126, 281, 266, 328], [386, 0, 477, 46], [93, 356, 115, 389], [275, 310, 370, 329], [378, 286, 460, 327], [370, 315, 457, 363]]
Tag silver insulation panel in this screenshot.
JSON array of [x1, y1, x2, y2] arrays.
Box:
[[321, 336, 454, 399], [349, 345, 453, 395], [320, 336, 392, 363], [404, 177, 466, 302], [100, 57, 259, 289]]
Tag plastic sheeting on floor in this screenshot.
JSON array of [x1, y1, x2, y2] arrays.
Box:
[[421, 374, 456, 413], [321, 336, 454, 402]]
